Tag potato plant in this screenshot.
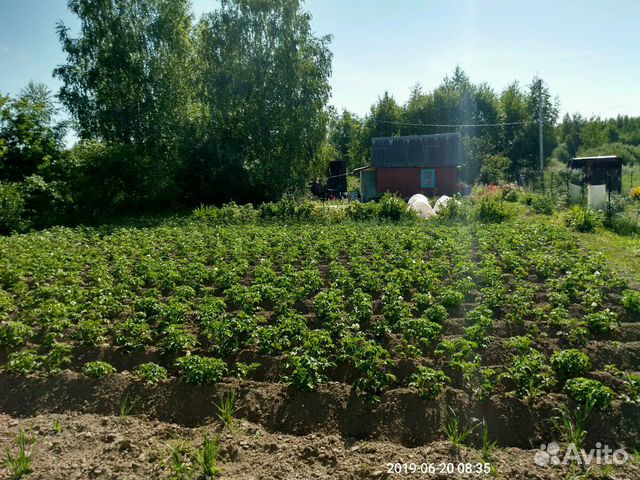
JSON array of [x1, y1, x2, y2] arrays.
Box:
[[0, 216, 635, 415]]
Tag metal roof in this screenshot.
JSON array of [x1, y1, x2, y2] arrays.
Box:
[[371, 133, 464, 168], [572, 155, 621, 161]]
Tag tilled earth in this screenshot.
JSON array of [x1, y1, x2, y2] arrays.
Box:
[[2, 412, 639, 480]]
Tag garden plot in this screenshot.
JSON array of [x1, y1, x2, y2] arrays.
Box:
[[1, 220, 640, 478]]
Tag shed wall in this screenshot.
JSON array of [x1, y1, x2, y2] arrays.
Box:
[[376, 167, 458, 197]]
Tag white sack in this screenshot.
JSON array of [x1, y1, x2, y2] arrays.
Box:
[[409, 200, 435, 218], [587, 184, 607, 211], [433, 195, 452, 213], [408, 194, 430, 207]]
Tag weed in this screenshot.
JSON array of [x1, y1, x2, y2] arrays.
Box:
[[480, 419, 497, 463], [3, 429, 34, 480], [167, 441, 191, 480], [215, 390, 238, 434], [52, 419, 63, 434], [442, 407, 479, 450], [119, 393, 139, 417], [196, 435, 220, 478]]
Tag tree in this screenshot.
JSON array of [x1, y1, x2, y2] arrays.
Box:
[[328, 109, 364, 168], [479, 154, 512, 184], [194, 0, 333, 202], [0, 83, 66, 181], [55, 0, 195, 146]]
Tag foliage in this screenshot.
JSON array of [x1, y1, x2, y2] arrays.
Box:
[[503, 348, 555, 400], [622, 290, 640, 313], [584, 309, 618, 334], [564, 206, 603, 233], [0, 182, 27, 234], [564, 377, 614, 409], [2, 429, 34, 480], [175, 355, 227, 385], [479, 154, 511, 184], [82, 360, 116, 379], [0, 321, 33, 350], [4, 350, 44, 376], [473, 194, 510, 223], [550, 349, 592, 381], [409, 366, 450, 399], [135, 362, 168, 385], [196, 435, 220, 478]]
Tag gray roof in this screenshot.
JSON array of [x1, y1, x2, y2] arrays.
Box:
[[371, 132, 464, 168]]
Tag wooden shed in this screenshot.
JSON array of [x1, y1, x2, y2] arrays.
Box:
[[569, 155, 622, 193], [360, 133, 465, 199]]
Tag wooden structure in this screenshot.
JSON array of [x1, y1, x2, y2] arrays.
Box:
[[358, 133, 465, 200], [569, 155, 622, 193]]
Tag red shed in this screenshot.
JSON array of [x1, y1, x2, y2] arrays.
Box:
[[366, 133, 465, 198]]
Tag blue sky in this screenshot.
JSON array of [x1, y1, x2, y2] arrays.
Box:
[[1, 0, 639, 130]]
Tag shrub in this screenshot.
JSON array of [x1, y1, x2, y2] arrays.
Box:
[[82, 360, 116, 379], [378, 194, 414, 222], [564, 206, 603, 233], [436, 195, 467, 221], [564, 377, 614, 409], [550, 349, 592, 381], [135, 362, 168, 385], [176, 355, 227, 385], [345, 201, 379, 221], [529, 194, 555, 215], [192, 202, 258, 224], [409, 366, 450, 399], [473, 195, 509, 223], [0, 182, 28, 234], [622, 290, 640, 314]]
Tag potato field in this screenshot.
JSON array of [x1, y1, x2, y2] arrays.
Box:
[[1, 216, 640, 479]]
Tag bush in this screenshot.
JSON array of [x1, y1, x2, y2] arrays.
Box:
[[436, 195, 468, 220], [564, 206, 603, 233], [378, 194, 414, 221], [345, 201, 379, 221], [0, 182, 28, 234], [258, 195, 314, 222], [550, 349, 592, 381], [409, 366, 450, 399], [473, 195, 509, 223], [135, 362, 168, 385], [192, 202, 258, 224], [175, 355, 227, 385], [529, 194, 555, 215], [82, 360, 116, 379], [564, 377, 614, 409]]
